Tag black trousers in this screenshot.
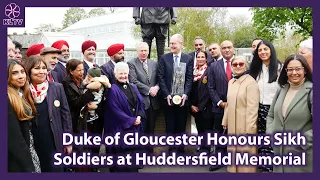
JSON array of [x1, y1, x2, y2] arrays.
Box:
[[164, 103, 188, 153], [194, 109, 214, 152], [141, 23, 168, 60], [213, 113, 227, 154], [144, 104, 157, 135]]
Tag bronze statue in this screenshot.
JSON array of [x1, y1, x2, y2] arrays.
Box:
[[133, 7, 177, 60]]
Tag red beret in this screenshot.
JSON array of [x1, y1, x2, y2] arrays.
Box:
[[107, 44, 124, 56], [51, 40, 69, 50], [81, 40, 97, 54], [26, 44, 45, 57]]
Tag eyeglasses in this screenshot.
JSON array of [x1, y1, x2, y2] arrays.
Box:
[[232, 62, 245, 68], [286, 67, 304, 74]]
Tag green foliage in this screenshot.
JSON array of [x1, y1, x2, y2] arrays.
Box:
[[228, 16, 257, 48], [250, 7, 312, 42], [34, 23, 61, 33], [62, 8, 87, 29], [170, 8, 227, 52], [132, 7, 258, 55], [88, 8, 107, 18], [273, 33, 304, 62]]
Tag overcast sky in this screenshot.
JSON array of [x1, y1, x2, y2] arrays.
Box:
[[8, 7, 252, 34]]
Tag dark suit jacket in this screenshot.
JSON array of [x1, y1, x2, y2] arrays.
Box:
[[8, 101, 34, 172], [53, 61, 67, 83], [83, 60, 90, 78], [34, 82, 73, 152], [158, 52, 193, 100], [101, 60, 116, 84], [188, 51, 212, 63], [133, 7, 177, 24], [62, 77, 95, 133], [190, 69, 212, 111], [51, 70, 59, 83], [128, 58, 160, 110], [207, 59, 229, 113]]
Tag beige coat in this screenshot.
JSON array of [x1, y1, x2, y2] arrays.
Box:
[[222, 74, 260, 173]]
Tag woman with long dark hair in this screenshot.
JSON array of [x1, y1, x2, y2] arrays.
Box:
[[7, 59, 41, 172], [249, 40, 282, 172]]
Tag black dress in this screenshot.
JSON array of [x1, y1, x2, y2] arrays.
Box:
[[32, 98, 63, 172]]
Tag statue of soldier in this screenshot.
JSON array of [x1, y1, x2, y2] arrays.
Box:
[[133, 7, 177, 60]]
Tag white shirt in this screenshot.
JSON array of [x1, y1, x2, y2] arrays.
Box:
[[110, 59, 116, 66], [173, 51, 182, 65], [84, 59, 94, 69], [257, 63, 280, 105]]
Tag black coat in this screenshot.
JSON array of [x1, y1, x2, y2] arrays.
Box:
[[62, 77, 94, 133], [8, 101, 35, 172]]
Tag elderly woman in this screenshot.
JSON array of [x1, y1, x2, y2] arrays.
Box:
[[190, 50, 213, 152], [7, 59, 41, 172], [298, 38, 312, 72], [267, 54, 312, 172], [222, 56, 260, 173], [62, 59, 105, 172], [104, 62, 145, 172], [23, 55, 72, 172], [249, 40, 282, 172]]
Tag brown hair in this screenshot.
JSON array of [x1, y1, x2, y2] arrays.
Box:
[[66, 59, 83, 78], [23, 55, 47, 81], [7, 59, 37, 120]]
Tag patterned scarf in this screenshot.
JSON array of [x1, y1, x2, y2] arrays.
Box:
[[30, 81, 49, 104], [193, 64, 207, 82]]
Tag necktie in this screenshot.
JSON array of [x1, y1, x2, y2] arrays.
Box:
[[174, 55, 178, 65], [143, 61, 149, 80], [226, 59, 232, 81], [93, 64, 97, 67], [48, 71, 53, 82]]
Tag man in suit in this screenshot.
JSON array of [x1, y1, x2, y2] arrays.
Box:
[[40, 47, 61, 82], [158, 34, 193, 154], [101, 43, 125, 84], [250, 38, 263, 64], [188, 36, 212, 66], [7, 37, 15, 59], [128, 42, 160, 149], [52, 40, 70, 83], [81, 40, 98, 77], [207, 40, 235, 171], [207, 43, 222, 63], [133, 7, 177, 60]]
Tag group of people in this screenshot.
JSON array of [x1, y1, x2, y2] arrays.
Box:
[[7, 33, 313, 173]]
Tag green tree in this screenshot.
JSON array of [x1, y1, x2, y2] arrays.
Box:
[[62, 8, 87, 29], [273, 33, 303, 62], [88, 8, 107, 18], [228, 15, 257, 48], [34, 23, 61, 33], [250, 7, 312, 42], [170, 8, 227, 53]]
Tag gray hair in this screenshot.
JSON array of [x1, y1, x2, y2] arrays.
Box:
[[114, 61, 129, 74], [299, 38, 312, 50], [231, 56, 249, 70], [136, 42, 149, 51]]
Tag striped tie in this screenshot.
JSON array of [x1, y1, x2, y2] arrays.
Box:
[[143, 61, 149, 80]]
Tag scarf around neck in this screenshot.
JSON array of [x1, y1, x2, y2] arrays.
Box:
[[193, 64, 207, 82], [30, 81, 49, 104]]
